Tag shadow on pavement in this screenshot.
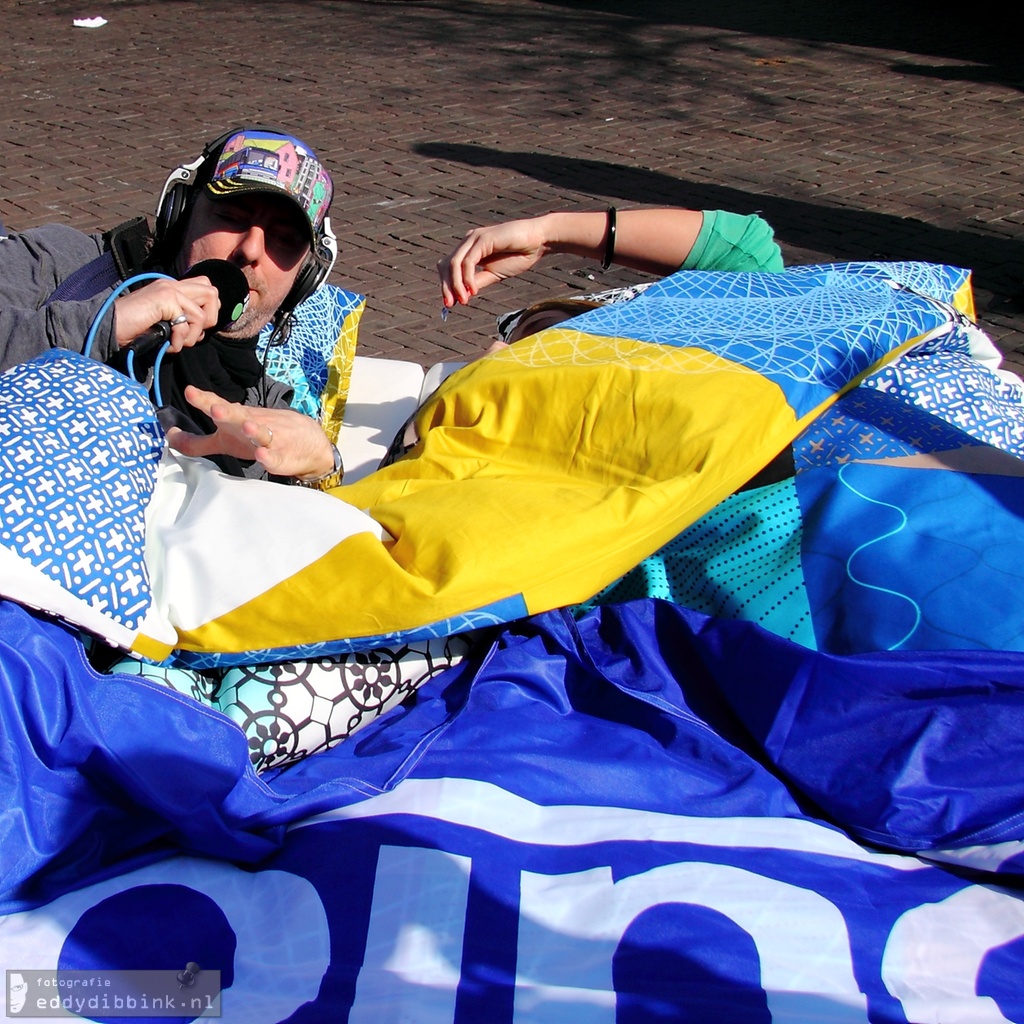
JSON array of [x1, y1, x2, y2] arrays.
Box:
[[535, 0, 1022, 90]]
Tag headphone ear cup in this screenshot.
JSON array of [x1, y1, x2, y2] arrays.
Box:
[[154, 128, 239, 253], [155, 180, 188, 243], [281, 254, 324, 313], [154, 149, 209, 256], [282, 220, 337, 313]]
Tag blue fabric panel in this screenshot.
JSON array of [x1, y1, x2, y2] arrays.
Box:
[[863, 349, 1024, 458], [689, 603, 1024, 851], [793, 384, 986, 470], [797, 462, 1024, 653], [0, 601, 283, 911]]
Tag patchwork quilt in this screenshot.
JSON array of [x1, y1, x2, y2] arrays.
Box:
[[2, 263, 1024, 1022]]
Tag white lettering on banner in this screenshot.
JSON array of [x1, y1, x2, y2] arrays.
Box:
[[297, 777, 920, 869], [0, 860, 329, 1024], [349, 846, 469, 1024], [882, 885, 1024, 1024], [921, 840, 1024, 874], [514, 864, 869, 1024], [5, 781, 1024, 1022]]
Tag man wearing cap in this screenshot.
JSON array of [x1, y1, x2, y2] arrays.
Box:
[[0, 126, 342, 485]]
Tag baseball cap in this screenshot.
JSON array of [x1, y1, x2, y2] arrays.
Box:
[[204, 129, 333, 244]]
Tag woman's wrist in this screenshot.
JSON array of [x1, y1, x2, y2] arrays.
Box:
[[542, 211, 615, 262]]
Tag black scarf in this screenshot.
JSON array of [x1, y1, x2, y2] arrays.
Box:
[[158, 334, 263, 431], [126, 335, 265, 477]]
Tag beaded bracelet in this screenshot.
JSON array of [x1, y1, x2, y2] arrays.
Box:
[[601, 206, 617, 270]]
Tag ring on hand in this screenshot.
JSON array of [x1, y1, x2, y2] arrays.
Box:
[[250, 426, 273, 449], [169, 314, 189, 327]]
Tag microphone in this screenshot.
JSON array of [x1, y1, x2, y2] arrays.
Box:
[[127, 259, 250, 356], [185, 259, 250, 331]]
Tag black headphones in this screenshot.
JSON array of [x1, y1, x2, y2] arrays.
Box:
[[154, 126, 338, 315]]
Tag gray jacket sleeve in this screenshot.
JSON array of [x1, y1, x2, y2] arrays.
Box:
[[0, 223, 120, 373], [253, 375, 296, 413]]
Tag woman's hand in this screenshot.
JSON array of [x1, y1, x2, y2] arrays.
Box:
[[438, 216, 556, 308]]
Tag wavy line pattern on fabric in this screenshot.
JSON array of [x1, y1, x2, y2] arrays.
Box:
[[836, 463, 922, 651]]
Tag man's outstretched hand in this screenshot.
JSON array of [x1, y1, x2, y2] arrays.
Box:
[[165, 385, 335, 480]]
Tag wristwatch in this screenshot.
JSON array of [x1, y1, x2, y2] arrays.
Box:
[[294, 443, 344, 490]]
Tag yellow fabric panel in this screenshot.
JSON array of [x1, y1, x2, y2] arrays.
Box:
[[131, 632, 175, 662], [952, 274, 976, 321], [319, 299, 365, 445], [173, 330, 814, 655]]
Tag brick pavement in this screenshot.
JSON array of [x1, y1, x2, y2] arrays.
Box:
[[1, 0, 1021, 369]]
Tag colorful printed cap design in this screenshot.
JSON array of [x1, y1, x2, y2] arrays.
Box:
[[205, 130, 333, 242]]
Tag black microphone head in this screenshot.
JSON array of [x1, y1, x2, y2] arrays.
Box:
[[182, 259, 250, 332]]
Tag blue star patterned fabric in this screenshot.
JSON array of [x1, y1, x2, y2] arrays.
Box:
[[0, 350, 162, 631]]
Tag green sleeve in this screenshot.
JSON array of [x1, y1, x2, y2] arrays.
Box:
[[681, 211, 784, 273]]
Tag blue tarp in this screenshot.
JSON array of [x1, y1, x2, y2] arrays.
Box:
[[6, 595, 1024, 916]]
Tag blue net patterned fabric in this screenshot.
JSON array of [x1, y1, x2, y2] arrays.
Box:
[[0, 350, 162, 630], [257, 283, 365, 419], [573, 263, 957, 405]]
